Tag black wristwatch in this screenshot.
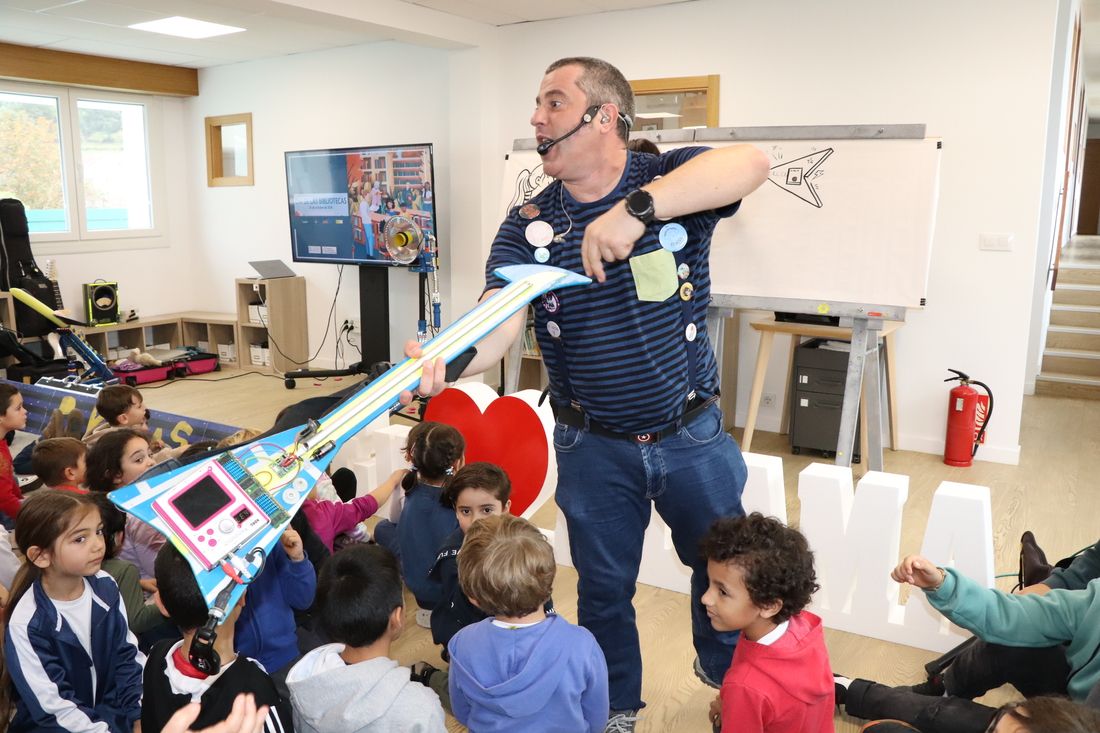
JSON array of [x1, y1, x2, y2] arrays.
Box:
[[624, 188, 656, 225]]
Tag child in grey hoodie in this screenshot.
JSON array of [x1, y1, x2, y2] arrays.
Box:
[[286, 544, 445, 733]]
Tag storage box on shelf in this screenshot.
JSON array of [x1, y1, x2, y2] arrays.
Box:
[[235, 277, 306, 374]]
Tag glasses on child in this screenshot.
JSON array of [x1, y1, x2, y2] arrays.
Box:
[[984, 702, 1023, 733]]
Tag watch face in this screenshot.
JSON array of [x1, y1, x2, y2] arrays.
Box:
[[627, 189, 654, 220]]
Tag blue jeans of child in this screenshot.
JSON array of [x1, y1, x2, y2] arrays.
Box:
[[554, 403, 746, 711]]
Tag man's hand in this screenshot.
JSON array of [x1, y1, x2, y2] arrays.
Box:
[[397, 340, 447, 405], [581, 201, 645, 283], [280, 528, 305, 562], [891, 554, 946, 590], [709, 695, 721, 729]]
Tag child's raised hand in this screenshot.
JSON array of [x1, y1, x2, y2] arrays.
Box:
[[891, 554, 945, 590], [280, 528, 305, 562]]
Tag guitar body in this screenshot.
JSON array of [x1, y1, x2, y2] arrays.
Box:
[[109, 264, 589, 615]]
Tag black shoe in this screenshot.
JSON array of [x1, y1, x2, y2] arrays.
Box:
[[833, 674, 850, 706], [902, 673, 946, 697], [1020, 531, 1053, 588]]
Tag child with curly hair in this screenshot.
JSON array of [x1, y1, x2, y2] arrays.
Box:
[[700, 512, 834, 733]]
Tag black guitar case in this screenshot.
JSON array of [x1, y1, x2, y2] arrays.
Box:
[[0, 198, 62, 338]]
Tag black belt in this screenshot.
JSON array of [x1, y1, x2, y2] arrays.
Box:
[[553, 396, 718, 445]]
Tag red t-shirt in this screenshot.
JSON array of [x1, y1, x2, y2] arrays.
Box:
[[0, 440, 23, 519]]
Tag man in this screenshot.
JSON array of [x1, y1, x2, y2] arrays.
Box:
[[406, 57, 768, 731]]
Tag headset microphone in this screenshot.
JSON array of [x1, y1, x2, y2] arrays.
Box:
[[536, 105, 601, 156]]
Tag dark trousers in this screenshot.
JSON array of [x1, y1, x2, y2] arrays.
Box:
[[845, 679, 997, 733], [944, 639, 1070, 699]]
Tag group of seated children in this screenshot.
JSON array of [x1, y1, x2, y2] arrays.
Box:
[[2, 382, 1100, 733]]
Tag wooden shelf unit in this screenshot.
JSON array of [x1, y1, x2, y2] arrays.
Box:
[[234, 277, 307, 373], [179, 312, 240, 368]]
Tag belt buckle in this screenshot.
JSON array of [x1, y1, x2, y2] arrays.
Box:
[[633, 432, 654, 444]]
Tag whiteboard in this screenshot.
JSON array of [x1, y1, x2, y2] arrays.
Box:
[[501, 127, 941, 310]]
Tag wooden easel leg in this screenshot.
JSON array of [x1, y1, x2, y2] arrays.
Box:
[[885, 332, 899, 450], [742, 331, 774, 452]]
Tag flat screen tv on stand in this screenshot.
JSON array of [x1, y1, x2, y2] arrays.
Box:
[[284, 142, 437, 365]]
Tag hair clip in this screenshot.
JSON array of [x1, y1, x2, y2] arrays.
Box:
[[445, 466, 455, 476]]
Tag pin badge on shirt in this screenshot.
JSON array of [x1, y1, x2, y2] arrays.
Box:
[[685, 323, 697, 342], [677, 263, 690, 280], [542, 292, 560, 313], [519, 203, 540, 219], [534, 247, 550, 263], [525, 220, 554, 248], [547, 321, 562, 338], [680, 282, 694, 301], [659, 223, 688, 253]]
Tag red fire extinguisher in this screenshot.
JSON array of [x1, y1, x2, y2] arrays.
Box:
[[943, 368, 993, 467]]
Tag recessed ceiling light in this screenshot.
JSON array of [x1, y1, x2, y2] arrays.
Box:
[[129, 16, 245, 39]]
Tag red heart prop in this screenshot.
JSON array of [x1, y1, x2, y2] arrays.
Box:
[[423, 388, 550, 517]]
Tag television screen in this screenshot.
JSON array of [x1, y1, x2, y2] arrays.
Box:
[[285, 143, 436, 267]]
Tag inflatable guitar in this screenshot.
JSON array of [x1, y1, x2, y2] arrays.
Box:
[[109, 264, 588, 621]]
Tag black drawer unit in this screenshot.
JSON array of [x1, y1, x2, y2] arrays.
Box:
[[789, 338, 860, 462]]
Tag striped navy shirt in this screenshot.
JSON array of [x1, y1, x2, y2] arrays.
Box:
[[485, 147, 739, 434]]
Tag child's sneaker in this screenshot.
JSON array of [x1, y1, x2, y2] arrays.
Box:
[[604, 709, 639, 733]]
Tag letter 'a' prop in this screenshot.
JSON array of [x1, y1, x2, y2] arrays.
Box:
[[110, 264, 588, 619]]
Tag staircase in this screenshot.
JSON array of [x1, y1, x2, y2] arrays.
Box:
[[1037, 237, 1100, 399]]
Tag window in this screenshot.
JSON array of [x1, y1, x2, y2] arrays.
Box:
[[629, 75, 720, 132], [0, 81, 163, 246]]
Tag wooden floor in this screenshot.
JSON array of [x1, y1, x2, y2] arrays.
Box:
[[148, 370, 1099, 731]]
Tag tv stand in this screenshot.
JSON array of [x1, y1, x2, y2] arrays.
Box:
[[359, 266, 390, 365]]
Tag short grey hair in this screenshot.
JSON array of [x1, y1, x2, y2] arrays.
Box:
[[545, 57, 634, 143]]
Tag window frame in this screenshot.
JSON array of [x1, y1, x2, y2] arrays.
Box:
[[0, 79, 167, 253]]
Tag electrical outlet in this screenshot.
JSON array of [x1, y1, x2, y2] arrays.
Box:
[[762, 392, 776, 407], [345, 318, 361, 348]]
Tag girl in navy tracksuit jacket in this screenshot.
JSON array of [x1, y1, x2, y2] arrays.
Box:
[[0, 489, 144, 733]]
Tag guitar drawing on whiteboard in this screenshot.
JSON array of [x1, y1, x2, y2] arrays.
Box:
[[767, 146, 834, 208], [506, 163, 552, 213]]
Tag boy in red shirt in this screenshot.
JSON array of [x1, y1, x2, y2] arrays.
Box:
[[701, 513, 834, 733]]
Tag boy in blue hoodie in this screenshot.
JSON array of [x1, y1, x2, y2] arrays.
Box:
[[448, 514, 609, 733]]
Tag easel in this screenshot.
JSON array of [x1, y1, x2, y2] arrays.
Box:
[[710, 297, 906, 472]]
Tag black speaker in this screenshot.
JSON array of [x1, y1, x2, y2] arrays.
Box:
[[83, 281, 119, 325]]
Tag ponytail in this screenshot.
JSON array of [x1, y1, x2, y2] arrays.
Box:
[[402, 422, 465, 492]]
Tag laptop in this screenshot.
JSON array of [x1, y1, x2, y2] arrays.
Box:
[[248, 259, 298, 279]]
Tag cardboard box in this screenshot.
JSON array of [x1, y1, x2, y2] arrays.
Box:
[[249, 344, 265, 366], [197, 340, 210, 352], [217, 343, 237, 361], [262, 347, 271, 366], [248, 305, 269, 325]]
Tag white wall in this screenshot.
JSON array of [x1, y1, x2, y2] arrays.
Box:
[[184, 41, 452, 365], [466, 0, 1068, 464]]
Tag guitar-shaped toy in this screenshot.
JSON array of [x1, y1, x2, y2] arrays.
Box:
[[109, 264, 587, 626]]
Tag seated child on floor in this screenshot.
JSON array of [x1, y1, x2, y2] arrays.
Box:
[[448, 514, 608, 733], [2, 490, 143, 732], [86, 492, 172, 639], [83, 384, 182, 460], [700, 513, 834, 733], [0, 383, 27, 528], [85, 427, 161, 582], [286, 543, 446, 733], [892, 552, 1100, 704], [31, 437, 87, 493], [373, 421, 465, 624], [141, 542, 291, 732], [12, 407, 86, 476], [302, 466, 404, 553]]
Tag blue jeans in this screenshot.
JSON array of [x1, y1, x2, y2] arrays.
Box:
[[554, 403, 746, 711]]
